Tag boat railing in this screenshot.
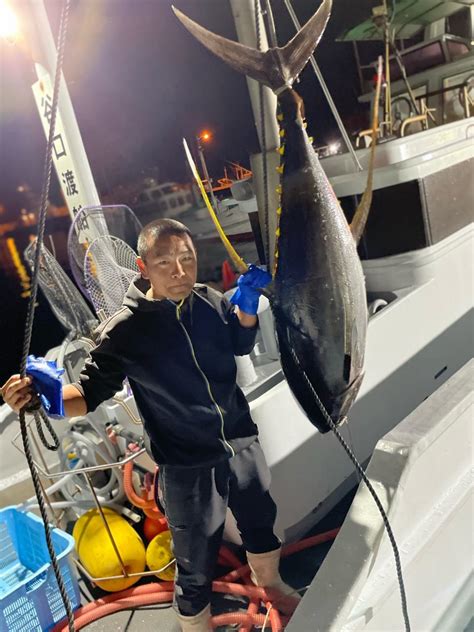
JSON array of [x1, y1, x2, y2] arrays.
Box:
[[415, 80, 474, 118], [357, 78, 473, 146]]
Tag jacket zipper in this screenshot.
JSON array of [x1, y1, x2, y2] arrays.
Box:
[[175, 299, 235, 457]]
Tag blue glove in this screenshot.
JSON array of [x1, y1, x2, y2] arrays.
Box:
[[26, 355, 64, 417], [230, 264, 272, 315]]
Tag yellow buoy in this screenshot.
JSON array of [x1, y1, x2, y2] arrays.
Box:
[[146, 530, 176, 581], [73, 508, 146, 592]]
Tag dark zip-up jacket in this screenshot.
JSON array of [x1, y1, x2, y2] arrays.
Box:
[[73, 277, 259, 467]]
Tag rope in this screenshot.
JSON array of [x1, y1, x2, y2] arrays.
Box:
[[254, 0, 270, 266], [18, 1, 76, 629], [34, 407, 60, 451], [288, 346, 411, 632]]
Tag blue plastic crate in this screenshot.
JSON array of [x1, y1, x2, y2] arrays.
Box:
[[0, 507, 80, 631]]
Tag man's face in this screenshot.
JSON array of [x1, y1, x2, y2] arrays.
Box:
[[137, 233, 197, 301]]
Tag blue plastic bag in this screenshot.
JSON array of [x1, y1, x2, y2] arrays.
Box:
[[26, 355, 64, 417]]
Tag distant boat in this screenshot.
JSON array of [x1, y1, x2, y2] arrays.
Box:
[[132, 166, 259, 279]]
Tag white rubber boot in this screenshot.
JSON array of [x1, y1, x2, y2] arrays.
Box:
[[176, 604, 212, 631], [246, 547, 301, 615]]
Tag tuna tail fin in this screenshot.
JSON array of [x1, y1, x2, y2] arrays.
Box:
[[172, 0, 332, 93]]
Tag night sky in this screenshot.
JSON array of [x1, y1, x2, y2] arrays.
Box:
[[0, 0, 382, 211], [0, 0, 384, 382]]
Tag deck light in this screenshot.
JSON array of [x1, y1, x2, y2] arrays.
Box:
[[0, 1, 18, 41]]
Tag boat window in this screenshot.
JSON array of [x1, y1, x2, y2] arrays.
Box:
[[389, 41, 445, 81], [152, 189, 162, 199], [447, 8, 471, 40], [169, 198, 177, 208], [162, 185, 174, 195], [159, 201, 168, 212], [186, 194, 193, 204], [177, 196, 185, 206], [446, 40, 470, 61], [340, 180, 427, 258], [442, 72, 474, 123]]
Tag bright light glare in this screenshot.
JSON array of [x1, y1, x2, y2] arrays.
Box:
[[328, 142, 340, 155], [200, 130, 211, 142], [0, 1, 18, 40]]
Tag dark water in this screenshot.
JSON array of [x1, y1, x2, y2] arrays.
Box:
[[1, 272, 65, 385], [0, 230, 68, 386]]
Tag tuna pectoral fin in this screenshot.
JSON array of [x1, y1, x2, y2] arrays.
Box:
[[172, 0, 332, 93], [350, 57, 383, 245]]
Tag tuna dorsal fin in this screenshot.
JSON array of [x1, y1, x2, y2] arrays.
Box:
[[172, 0, 332, 93]]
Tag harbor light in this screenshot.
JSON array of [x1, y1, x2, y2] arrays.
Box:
[[0, 1, 18, 41], [199, 130, 212, 142], [196, 130, 217, 208], [328, 141, 341, 155]]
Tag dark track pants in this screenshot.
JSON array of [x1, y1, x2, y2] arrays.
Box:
[[155, 440, 280, 615]]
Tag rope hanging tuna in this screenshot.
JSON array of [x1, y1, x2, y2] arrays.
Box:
[[18, 1, 76, 629]]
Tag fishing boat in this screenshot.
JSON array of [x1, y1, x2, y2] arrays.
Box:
[[132, 171, 258, 280], [0, 0, 472, 630]]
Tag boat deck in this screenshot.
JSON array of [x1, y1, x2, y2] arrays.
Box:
[[75, 489, 357, 631]]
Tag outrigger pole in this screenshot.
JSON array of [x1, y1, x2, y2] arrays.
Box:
[[283, 0, 363, 172]]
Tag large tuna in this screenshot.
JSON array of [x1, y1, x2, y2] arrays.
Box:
[[174, 0, 373, 433]]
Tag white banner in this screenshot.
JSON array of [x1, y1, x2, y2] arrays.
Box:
[[32, 74, 96, 243]]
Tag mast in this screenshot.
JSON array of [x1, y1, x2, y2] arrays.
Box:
[[229, 0, 280, 268], [19, 0, 101, 226], [383, 0, 393, 136]]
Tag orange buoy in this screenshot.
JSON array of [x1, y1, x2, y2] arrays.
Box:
[[143, 515, 168, 542]]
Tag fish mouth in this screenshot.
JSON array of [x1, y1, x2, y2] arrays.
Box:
[[329, 371, 365, 424], [277, 326, 365, 434]]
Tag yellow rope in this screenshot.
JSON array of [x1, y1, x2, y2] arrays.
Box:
[[183, 139, 248, 274]]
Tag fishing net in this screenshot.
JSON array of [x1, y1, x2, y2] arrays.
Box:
[[84, 235, 140, 319], [24, 240, 97, 337], [68, 205, 142, 297]]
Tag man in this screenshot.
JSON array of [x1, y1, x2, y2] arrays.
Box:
[[1, 218, 298, 632]]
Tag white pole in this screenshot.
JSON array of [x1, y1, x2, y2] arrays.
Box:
[[20, 0, 101, 219], [229, 0, 279, 152], [229, 0, 280, 267]]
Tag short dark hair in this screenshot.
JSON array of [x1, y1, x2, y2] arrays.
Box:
[[137, 218, 193, 261]]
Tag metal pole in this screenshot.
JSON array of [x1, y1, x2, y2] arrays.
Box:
[[262, 0, 278, 48], [229, 0, 280, 269], [229, 0, 279, 152], [84, 473, 129, 577], [283, 0, 363, 171], [389, 40, 420, 115], [352, 41, 365, 95], [383, 0, 393, 135], [196, 137, 219, 212], [19, 0, 101, 216]]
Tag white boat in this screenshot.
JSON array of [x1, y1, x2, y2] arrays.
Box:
[[133, 172, 256, 236], [132, 175, 258, 278], [0, 1, 473, 630]]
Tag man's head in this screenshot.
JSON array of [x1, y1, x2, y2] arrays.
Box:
[[136, 218, 197, 301]]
